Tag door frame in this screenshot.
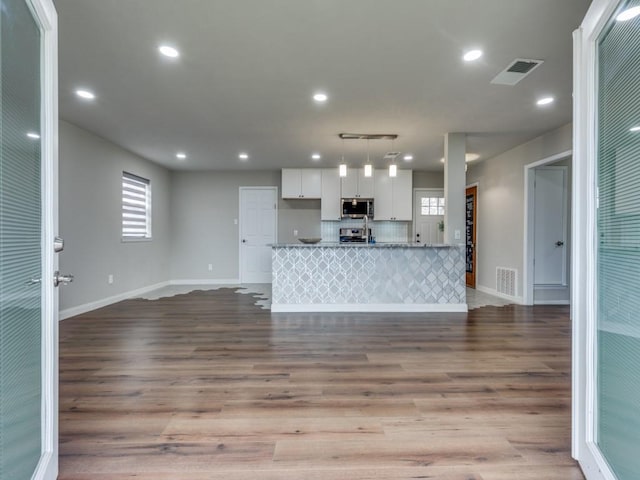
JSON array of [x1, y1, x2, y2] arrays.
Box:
[[465, 182, 479, 289], [573, 0, 626, 478], [26, 0, 59, 478], [238, 187, 278, 283], [523, 150, 572, 306]]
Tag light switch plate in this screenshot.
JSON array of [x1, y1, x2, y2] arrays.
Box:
[[454, 229, 461, 240]]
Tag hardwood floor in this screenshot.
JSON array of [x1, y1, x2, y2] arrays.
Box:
[[58, 288, 584, 479]]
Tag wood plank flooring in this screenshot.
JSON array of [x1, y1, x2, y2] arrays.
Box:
[[58, 288, 584, 479]]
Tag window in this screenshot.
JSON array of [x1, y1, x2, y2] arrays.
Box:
[[122, 172, 151, 239], [421, 196, 445, 216]]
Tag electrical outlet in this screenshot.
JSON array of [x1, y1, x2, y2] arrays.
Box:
[[208, 264, 213, 271], [108, 274, 114, 284], [454, 229, 461, 240], [293, 229, 298, 236], [234, 219, 238, 225]]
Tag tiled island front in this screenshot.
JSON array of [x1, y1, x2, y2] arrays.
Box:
[[271, 244, 466, 312]]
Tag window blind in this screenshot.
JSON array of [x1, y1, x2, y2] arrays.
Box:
[[122, 172, 151, 239]]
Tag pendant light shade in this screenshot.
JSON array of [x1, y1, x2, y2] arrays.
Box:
[[389, 164, 397, 177], [364, 164, 372, 177], [339, 164, 347, 177]]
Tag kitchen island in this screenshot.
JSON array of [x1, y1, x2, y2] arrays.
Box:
[[271, 243, 466, 312]]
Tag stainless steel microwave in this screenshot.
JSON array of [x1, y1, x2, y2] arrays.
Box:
[[341, 198, 374, 219]]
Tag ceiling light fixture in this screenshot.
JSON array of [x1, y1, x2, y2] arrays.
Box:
[[176, 152, 187, 160], [311, 153, 321, 160], [463, 49, 483, 62], [389, 164, 397, 177], [27, 132, 40, 140], [313, 92, 328, 103], [630, 126, 640, 132], [403, 154, 413, 161], [239, 152, 249, 160], [616, 6, 640, 21], [75, 89, 95, 100], [159, 45, 180, 58], [339, 164, 347, 177], [536, 96, 555, 106]]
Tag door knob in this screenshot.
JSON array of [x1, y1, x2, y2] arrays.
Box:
[[53, 271, 74, 287], [555, 240, 565, 247]]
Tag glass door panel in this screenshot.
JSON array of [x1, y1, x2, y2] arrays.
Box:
[[597, 1, 640, 477], [0, 0, 43, 478]]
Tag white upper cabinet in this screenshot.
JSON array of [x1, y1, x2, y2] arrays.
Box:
[[281, 169, 322, 199], [321, 169, 341, 220], [374, 169, 412, 221], [341, 168, 375, 198]]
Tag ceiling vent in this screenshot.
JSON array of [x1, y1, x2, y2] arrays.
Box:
[[491, 58, 544, 86], [383, 152, 401, 160]]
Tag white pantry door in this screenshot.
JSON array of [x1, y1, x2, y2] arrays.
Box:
[[239, 187, 277, 283], [0, 0, 59, 479]]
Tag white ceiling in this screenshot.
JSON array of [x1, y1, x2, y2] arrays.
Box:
[[54, 0, 592, 171]]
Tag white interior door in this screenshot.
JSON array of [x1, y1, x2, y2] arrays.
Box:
[[533, 167, 567, 285], [0, 1, 58, 479], [239, 187, 277, 283], [413, 189, 444, 244]]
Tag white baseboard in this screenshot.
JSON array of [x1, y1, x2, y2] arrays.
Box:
[[59, 281, 170, 321], [476, 285, 524, 304], [271, 303, 468, 313], [534, 299, 571, 305], [169, 279, 240, 285]]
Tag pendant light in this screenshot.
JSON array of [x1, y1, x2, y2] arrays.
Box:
[[364, 139, 373, 177], [389, 138, 397, 177], [339, 137, 347, 177]]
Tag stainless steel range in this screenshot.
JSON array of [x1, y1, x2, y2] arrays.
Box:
[[339, 227, 370, 243]]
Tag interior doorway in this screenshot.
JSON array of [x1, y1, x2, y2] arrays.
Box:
[[524, 151, 572, 305], [239, 187, 278, 283]]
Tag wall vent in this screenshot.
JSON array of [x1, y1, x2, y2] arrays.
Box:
[[491, 58, 544, 86], [496, 267, 518, 297]]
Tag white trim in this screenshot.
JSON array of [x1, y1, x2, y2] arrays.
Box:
[[238, 187, 278, 283], [534, 299, 571, 306], [169, 278, 240, 285], [523, 152, 572, 306], [573, 0, 623, 478], [476, 284, 524, 304], [271, 303, 468, 313], [59, 281, 170, 320], [24, 0, 59, 477]]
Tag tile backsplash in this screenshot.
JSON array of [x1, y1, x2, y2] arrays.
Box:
[[321, 220, 410, 243]]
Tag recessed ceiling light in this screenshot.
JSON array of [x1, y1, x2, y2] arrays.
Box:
[[630, 126, 640, 132], [75, 89, 95, 100], [159, 45, 180, 58], [463, 49, 483, 62], [536, 96, 555, 106], [313, 92, 328, 103], [311, 153, 321, 160], [239, 152, 249, 160], [616, 6, 640, 21], [403, 154, 414, 161], [26, 132, 40, 139], [176, 152, 187, 160]]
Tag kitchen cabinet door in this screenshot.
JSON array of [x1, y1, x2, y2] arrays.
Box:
[[341, 168, 375, 198], [281, 169, 321, 198], [374, 169, 412, 220], [321, 169, 341, 220], [300, 169, 322, 198], [392, 169, 413, 220], [374, 172, 394, 220]]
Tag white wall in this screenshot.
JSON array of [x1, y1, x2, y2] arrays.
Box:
[[414, 171, 444, 188], [465, 123, 572, 299], [170, 171, 321, 281], [58, 121, 171, 314]]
